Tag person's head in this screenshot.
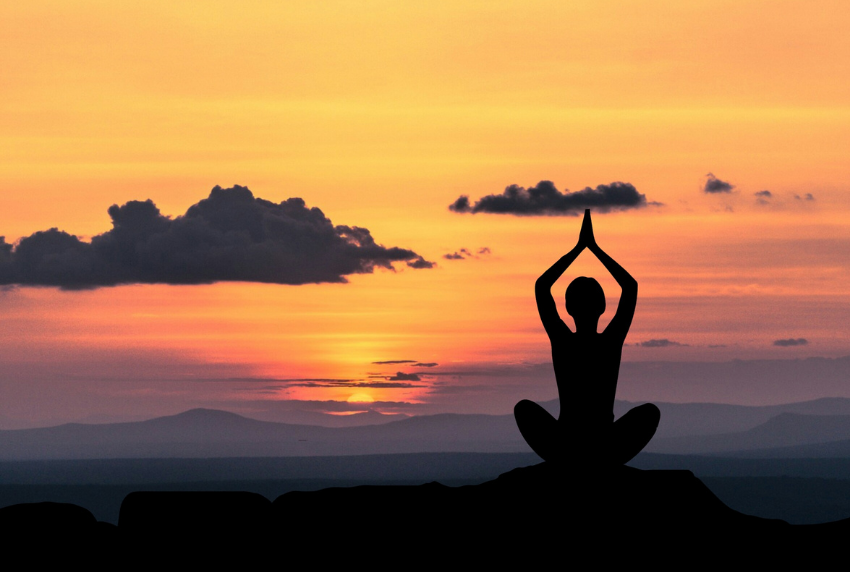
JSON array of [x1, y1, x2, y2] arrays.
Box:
[[565, 277, 605, 322]]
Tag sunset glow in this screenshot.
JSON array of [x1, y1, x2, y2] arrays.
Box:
[[1, 1, 850, 427]]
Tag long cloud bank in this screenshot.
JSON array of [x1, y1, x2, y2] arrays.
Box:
[[449, 180, 655, 216], [0, 185, 433, 289]]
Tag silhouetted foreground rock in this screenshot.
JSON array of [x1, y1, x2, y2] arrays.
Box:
[[272, 464, 798, 564], [2, 465, 848, 563], [277, 464, 850, 565], [119, 491, 271, 543], [0, 500, 96, 532], [0, 501, 117, 558]]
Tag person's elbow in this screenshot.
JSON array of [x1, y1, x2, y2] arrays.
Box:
[[535, 277, 551, 295]]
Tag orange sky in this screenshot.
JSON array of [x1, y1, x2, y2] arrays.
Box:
[[1, 1, 849, 425]]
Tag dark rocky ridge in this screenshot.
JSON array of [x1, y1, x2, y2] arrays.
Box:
[[1, 464, 847, 563]]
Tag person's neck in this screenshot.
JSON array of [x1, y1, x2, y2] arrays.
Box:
[[573, 317, 600, 334]]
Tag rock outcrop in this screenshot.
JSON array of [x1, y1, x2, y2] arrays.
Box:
[[2, 465, 847, 564]]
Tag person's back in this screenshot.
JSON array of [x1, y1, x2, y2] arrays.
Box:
[[550, 328, 622, 429], [514, 209, 659, 466]]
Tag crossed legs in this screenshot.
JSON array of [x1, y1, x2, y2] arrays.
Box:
[[514, 400, 660, 466]]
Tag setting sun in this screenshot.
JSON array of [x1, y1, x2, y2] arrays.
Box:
[[347, 393, 375, 404]]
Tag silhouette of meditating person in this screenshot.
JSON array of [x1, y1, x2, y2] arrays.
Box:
[[515, 209, 660, 466]]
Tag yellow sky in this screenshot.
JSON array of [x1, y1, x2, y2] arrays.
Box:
[[1, 1, 849, 423]]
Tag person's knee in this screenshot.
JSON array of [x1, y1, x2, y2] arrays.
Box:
[[637, 403, 661, 427], [514, 399, 537, 419], [514, 400, 556, 432]]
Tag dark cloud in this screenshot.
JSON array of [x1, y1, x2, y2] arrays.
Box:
[[372, 360, 416, 365], [704, 173, 734, 194], [407, 256, 435, 269], [425, 383, 496, 395], [773, 338, 809, 347], [229, 377, 358, 383], [449, 181, 654, 216], [794, 193, 816, 201], [448, 195, 471, 213], [639, 339, 689, 348], [388, 372, 421, 381], [0, 186, 433, 289], [755, 190, 772, 205], [279, 378, 425, 388], [443, 247, 492, 260], [423, 362, 553, 379], [412, 362, 438, 367], [244, 387, 282, 395], [291, 381, 424, 389], [354, 381, 423, 388]]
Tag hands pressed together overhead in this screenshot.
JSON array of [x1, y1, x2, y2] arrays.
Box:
[[577, 209, 598, 251]]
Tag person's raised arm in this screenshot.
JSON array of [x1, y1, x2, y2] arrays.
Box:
[[581, 210, 638, 340], [536, 241, 584, 336]]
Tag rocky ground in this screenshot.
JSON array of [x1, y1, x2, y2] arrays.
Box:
[[2, 463, 845, 565]]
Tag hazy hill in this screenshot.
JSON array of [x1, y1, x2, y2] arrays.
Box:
[[723, 439, 850, 459], [0, 409, 529, 460], [5, 397, 850, 460], [647, 413, 850, 455], [537, 397, 850, 438]]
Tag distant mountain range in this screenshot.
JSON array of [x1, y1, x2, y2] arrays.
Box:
[[0, 409, 528, 460], [5, 397, 850, 460], [616, 397, 850, 438], [647, 413, 850, 455]]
